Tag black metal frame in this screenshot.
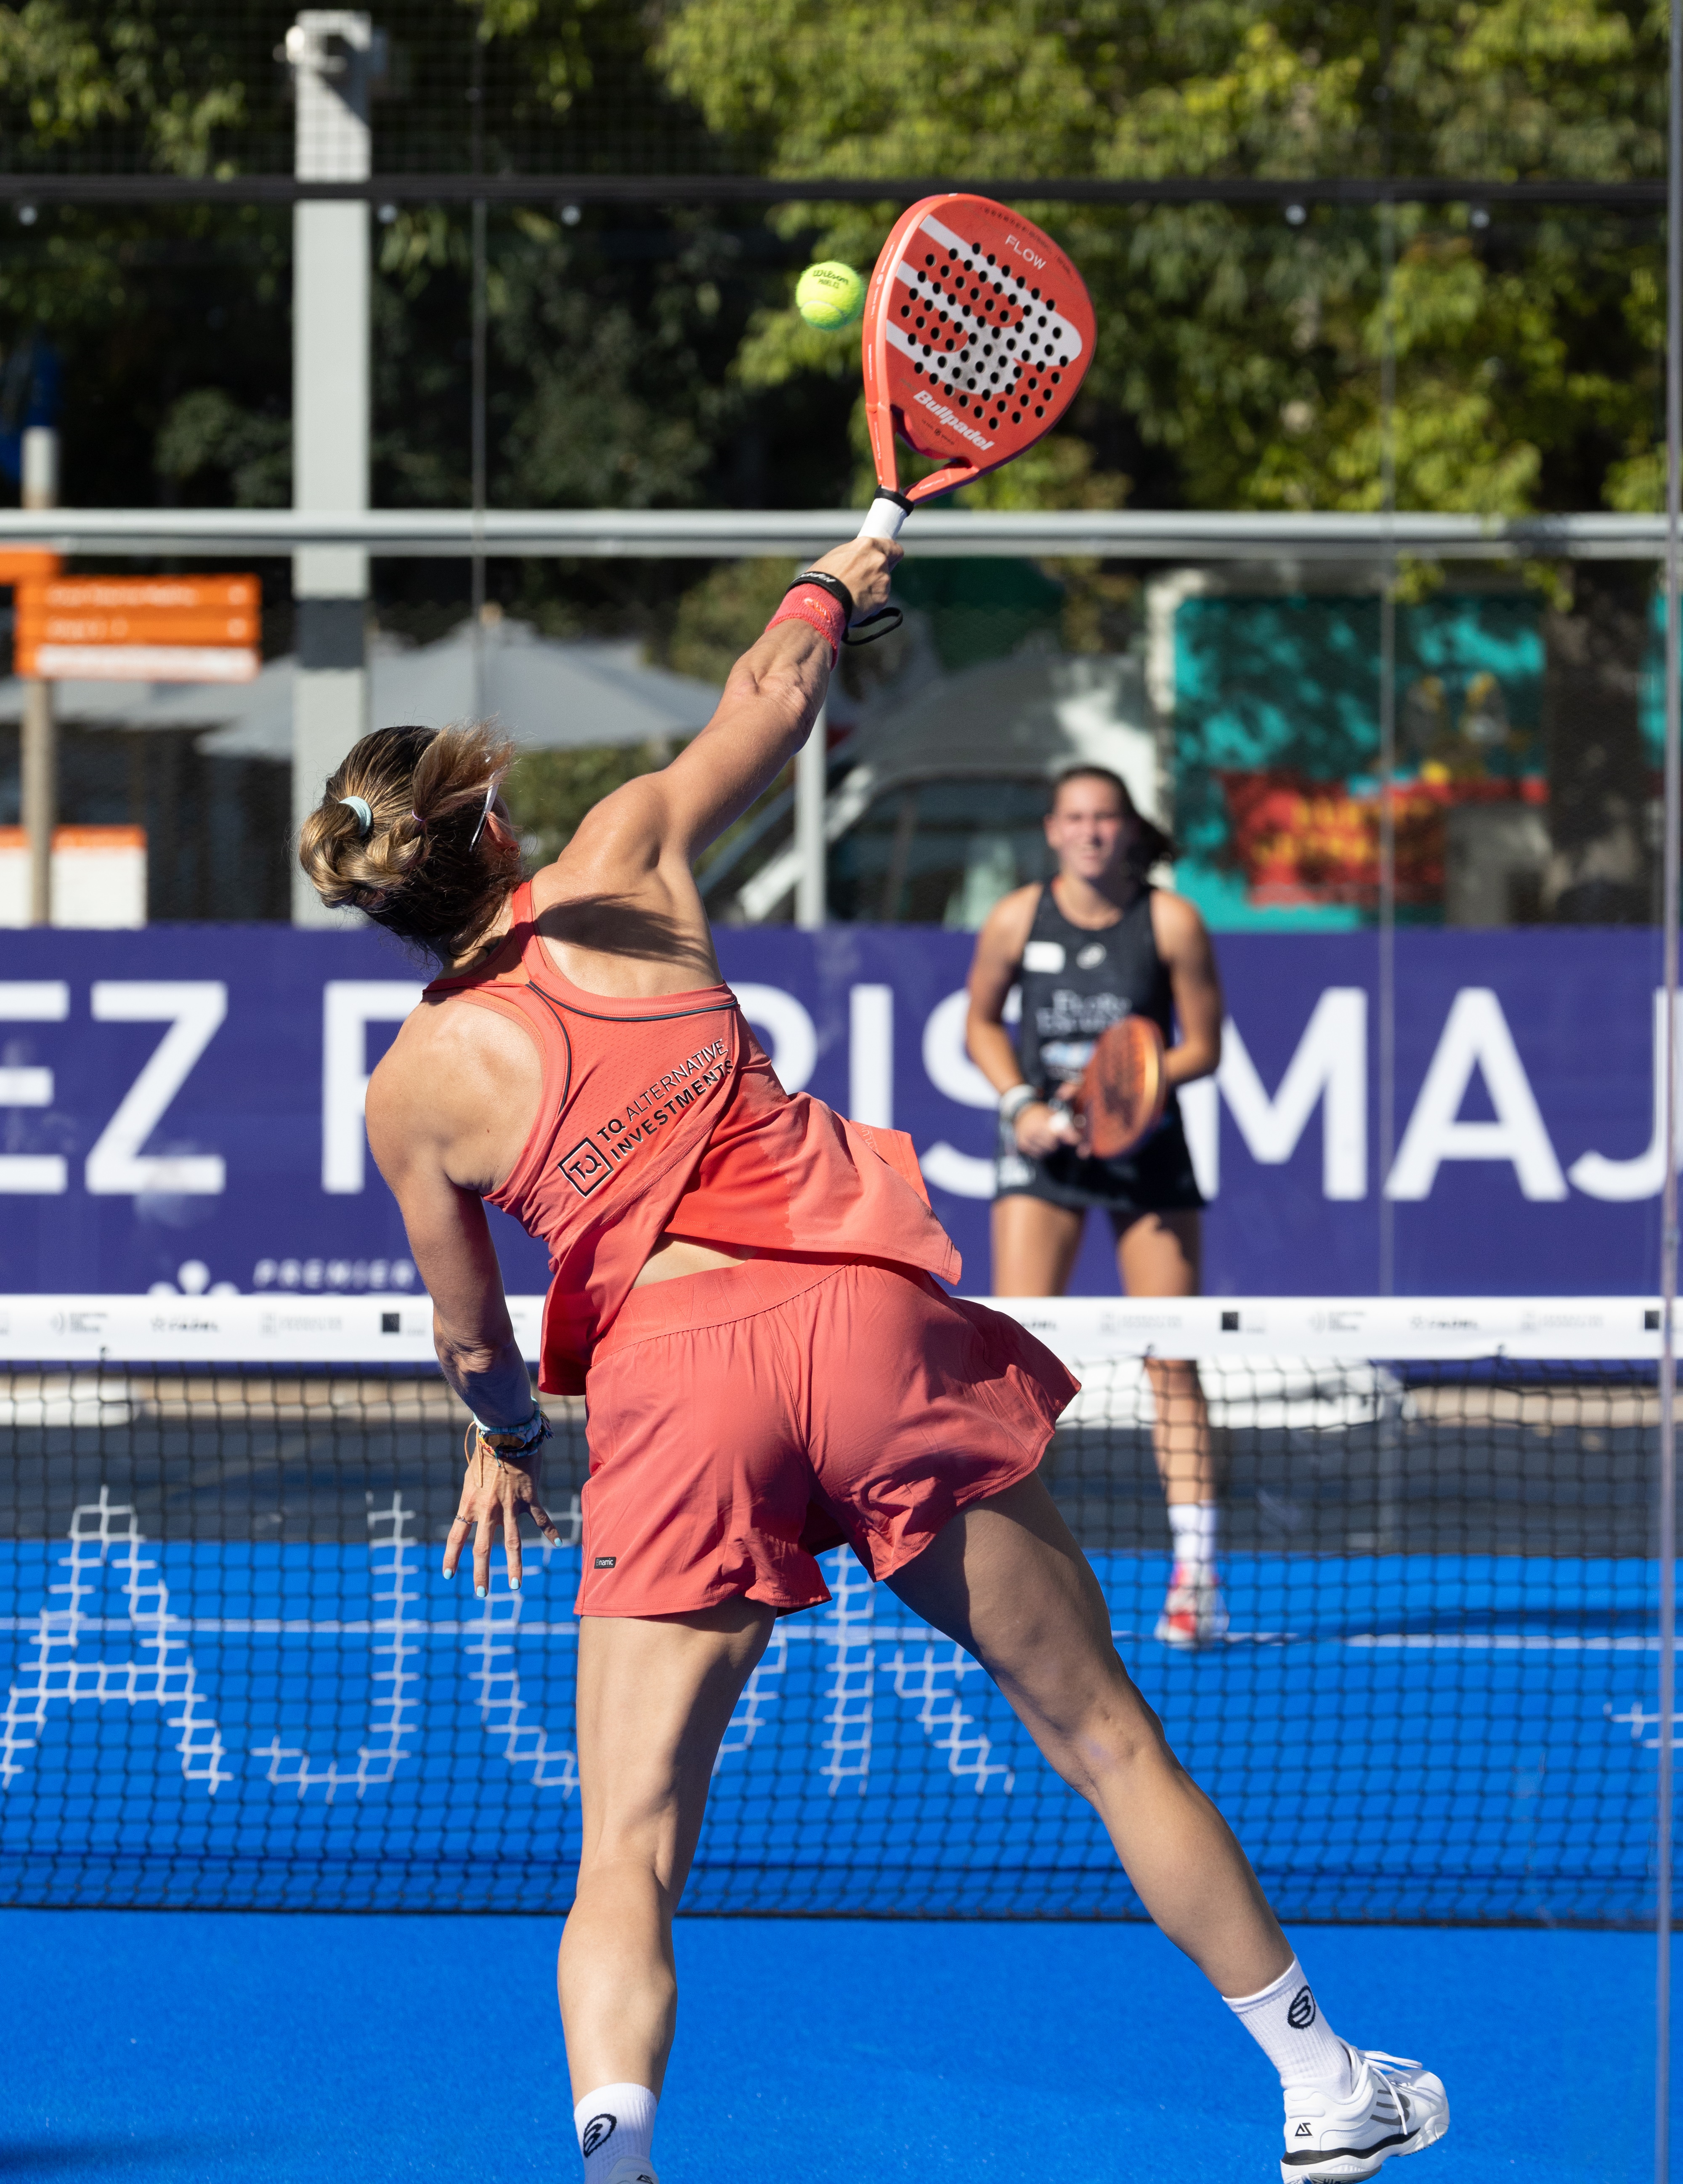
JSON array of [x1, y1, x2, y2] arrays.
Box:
[[0, 173, 1666, 206]]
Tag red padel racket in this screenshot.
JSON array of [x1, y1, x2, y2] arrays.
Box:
[[1072, 1015, 1167, 1159], [856, 194, 1096, 543]]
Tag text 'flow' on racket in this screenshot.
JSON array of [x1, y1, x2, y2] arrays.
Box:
[[855, 195, 1096, 546]]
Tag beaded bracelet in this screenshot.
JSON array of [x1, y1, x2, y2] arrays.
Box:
[[465, 1406, 551, 1469]]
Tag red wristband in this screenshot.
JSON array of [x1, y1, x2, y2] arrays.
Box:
[[767, 583, 845, 665]]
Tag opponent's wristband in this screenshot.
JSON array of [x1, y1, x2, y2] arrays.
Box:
[[999, 1083, 1041, 1126], [767, 583, 846, 665]]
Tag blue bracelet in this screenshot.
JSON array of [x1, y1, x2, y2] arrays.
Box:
[[470, 1406, 548, 1456]]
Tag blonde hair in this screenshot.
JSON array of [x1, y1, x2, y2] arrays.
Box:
[[297, 720, 523, 956]]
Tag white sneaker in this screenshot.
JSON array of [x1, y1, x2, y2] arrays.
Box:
[[1281, 2046, 1449, 2179], [1153, 1562, 1229, 1647], [599, 2159, 658, 2184]]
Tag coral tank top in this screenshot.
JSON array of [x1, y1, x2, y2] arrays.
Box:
[[422, 882, 960, 1394]]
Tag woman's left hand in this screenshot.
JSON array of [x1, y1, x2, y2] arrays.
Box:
[[443, 1440, 562, 1596]]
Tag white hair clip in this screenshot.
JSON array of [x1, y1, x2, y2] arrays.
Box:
[[468, 772, 504, 850]]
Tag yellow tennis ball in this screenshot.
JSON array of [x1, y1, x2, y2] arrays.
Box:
[[796, 261, 865, 331]]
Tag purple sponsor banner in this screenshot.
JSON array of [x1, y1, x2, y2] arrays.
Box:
[[0, 924, 1664, 1299]]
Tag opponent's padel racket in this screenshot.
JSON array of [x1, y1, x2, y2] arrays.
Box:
[[1072, 1015, 1167, 1160], [856, 195, 1096, 543]]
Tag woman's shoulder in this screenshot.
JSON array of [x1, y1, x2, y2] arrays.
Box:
[[1147, 885, 1213, 952], [974, 881, 1043, 954]]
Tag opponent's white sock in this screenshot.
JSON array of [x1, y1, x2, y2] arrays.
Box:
[[1224, 1957, 1354, 2097], [574, 2083, 658, 2184], [1168, 1500, 1220, 1571]]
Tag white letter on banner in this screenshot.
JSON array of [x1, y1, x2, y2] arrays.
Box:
[[323, 982, 424, 1193], [0, 980, 69, 1193], [1569, 991, 1678, 1201], [1218, 990, 1367, 1201], [919, 989, 998, 1199], [85, 983, 228, 1196], [849, 984, 894, 1127], [1387, 987, 1567, 1202], [731, 984, 817, 1095]]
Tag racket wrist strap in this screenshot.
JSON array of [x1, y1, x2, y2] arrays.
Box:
[[999, 1082, 1040, 1125]]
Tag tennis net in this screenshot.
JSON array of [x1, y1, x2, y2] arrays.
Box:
[[0, 1293, 1669, 1924]]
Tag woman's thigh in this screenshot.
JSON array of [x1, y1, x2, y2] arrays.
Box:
[[992, 1191, 1086, 1294], [573, 1600, 775, 1896], [884, 1474, 1159, 1786], [1115, 1206, 1200, 1296]]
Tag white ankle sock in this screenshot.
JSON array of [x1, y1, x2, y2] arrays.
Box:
[[1224, 1957, 1353, 2096], [574, 2083, 658, 2184], [1169, 1501, 1219, 1570]]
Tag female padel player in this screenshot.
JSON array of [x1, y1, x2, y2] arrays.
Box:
[[966, 767, 1228, 1648], [298, 537, 1446, 2184]]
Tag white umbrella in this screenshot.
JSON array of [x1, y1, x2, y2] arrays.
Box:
[[0, 619, 722, 759]]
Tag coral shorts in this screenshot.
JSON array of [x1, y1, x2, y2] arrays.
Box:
[[577, 1254, 1079, 1617]]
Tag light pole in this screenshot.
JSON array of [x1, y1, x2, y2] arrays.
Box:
[[285, 11, 381, 925]]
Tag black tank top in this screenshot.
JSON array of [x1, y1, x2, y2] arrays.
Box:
[[1014, 880, 1176, 1101]]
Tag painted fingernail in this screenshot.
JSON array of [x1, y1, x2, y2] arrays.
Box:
[[476, 1585, 486, 1598], [511, 1581, 521, 1592]]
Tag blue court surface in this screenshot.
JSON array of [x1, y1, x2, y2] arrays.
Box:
[[0, 1909, 1668, 2182]]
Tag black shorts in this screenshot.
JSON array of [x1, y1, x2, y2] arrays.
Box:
[[995, 1109, 1205, 1229]]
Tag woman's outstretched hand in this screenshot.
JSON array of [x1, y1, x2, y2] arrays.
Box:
[[443, 1436, 562, 1596], [808, 535, 902, 627]]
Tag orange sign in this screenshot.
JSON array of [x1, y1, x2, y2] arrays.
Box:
[[16, 611, 259, 645], [12, 573, 262, 683], [0, 550, 62, 584], [29, 577, 258, 611], [16, 643, 260, 683]]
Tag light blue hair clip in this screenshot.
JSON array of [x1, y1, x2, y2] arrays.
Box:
[[339, 795, 373, 838]]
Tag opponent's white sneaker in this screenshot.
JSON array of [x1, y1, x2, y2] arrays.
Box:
[[1281, 2046, 1449, 2179], [1153, 1562, 1229, 1647]]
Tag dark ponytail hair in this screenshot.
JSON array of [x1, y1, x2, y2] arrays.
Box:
[[1049, 764, 1175, 873], [297, 720, 523, 958]]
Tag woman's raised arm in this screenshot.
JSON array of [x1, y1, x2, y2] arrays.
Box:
[[564, 535, 900, 884]]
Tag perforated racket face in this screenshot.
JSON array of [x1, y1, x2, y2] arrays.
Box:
[[1080, 1015, 1166, 1160], [862, 195, 1096, 506]]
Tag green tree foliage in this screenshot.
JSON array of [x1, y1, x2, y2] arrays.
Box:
[[0, 1, 840, 556], [656, 0, 1669, 518], [503, 740, 674, 868], [0, 0, 261, 174], [0, 0, 1669, 571]]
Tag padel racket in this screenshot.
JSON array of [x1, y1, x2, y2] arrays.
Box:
[[1071, 1015, 1167, 1159], [855, 195, 1096, 542]]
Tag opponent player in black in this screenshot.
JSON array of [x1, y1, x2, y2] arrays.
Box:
[[966, 764, 1227, 1646]]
